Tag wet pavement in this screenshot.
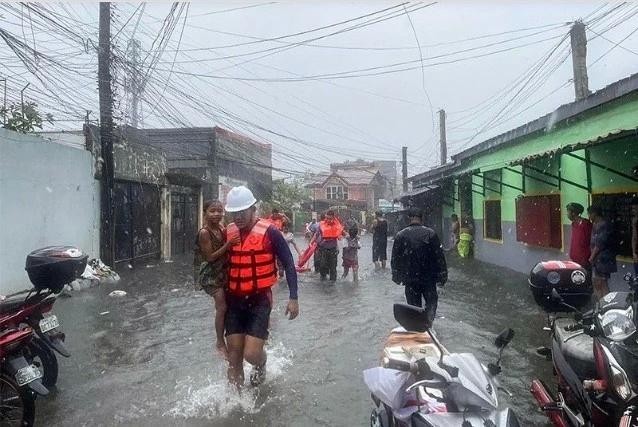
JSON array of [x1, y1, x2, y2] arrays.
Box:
[[37, 235, 555, 426]]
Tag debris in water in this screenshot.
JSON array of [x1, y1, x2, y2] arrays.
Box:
[[171, 288, 180, 292], [99, 311, 110, 316], [45, 186, 52, 193], [109, 290, 127, 297]]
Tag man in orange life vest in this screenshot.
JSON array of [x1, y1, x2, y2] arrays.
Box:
[[224, 186, 299, 387], [311, 210, 344, 282]]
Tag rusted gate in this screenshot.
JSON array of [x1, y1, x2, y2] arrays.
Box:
[[170, 186, 199, 256], [114, 181, 161, 264]]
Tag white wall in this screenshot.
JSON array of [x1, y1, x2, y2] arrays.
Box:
[[0, 129, 100, 295]]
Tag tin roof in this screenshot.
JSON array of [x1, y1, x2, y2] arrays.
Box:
[[409, 72, 638, 185]]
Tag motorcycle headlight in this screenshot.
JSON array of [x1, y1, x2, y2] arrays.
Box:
[[600, 307, 636, 341], [602, 346, 633, 401], [547, 271, 560, 285]]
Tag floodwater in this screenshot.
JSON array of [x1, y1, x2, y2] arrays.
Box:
[[37, 235, 554, 426]]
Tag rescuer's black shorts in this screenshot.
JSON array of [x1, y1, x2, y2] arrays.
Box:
[[225, 289, 272, 340]]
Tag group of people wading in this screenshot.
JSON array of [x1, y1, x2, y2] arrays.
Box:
[[194, 186, 448, 388]]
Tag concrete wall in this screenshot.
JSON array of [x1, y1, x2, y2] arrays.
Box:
[[0, 129, 100, 295]]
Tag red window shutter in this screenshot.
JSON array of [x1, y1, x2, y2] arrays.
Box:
[[516, 196, 552, 247]]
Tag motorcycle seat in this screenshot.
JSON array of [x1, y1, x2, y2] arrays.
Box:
[[554, 318, 596, 380], [0, 292, 49, 315]]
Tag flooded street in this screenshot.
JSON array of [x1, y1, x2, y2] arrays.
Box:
[[38, 235, 553, 426]]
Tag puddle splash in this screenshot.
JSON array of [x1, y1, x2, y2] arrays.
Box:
[[166, 342, 293, 420]]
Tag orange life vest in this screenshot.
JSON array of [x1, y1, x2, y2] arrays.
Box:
[[227, 219, 277, 294], [319, 219, 343, 239]]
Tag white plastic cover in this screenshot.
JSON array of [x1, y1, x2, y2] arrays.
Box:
[[363, 367, 413, 410]]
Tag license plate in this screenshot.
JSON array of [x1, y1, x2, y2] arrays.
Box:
[[15, 365, 42, 387], [39, 315, 59, 333]]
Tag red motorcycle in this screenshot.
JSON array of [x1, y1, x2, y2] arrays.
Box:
[[0, 326, 49, 427], [1, 246, 86, 389], [0, 290, 69, 388]]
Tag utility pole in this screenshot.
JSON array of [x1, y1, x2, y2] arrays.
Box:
[[98, 2, 115, 266], [402, 146, 408, 192], [126, 38, 141, 128], [570, 20, 590, 101], [439, 109, 447, 166]]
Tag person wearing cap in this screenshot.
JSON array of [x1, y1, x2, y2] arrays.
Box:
[[223, 186, 299, 387], [391, 207, 447, 327], [566, 202, 593, 270]]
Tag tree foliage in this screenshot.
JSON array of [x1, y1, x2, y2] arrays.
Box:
[[0, 102, 52, 133], [262, 178, 310, 214]]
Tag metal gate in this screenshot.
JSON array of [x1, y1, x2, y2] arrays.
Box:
[[114, 181, 161, 264], [171, 186, 199, 256]]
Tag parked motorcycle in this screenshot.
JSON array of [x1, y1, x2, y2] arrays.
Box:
[[530, 273, 638, 426], [0, 290, 69, 388], [0, 326, 49, 427], [364, 303, 520, 427], [1, 246, 86, 389]]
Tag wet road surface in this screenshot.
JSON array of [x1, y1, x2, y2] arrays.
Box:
[[37, 235, 554, 426]]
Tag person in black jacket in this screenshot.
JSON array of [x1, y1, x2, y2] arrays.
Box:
[[391, 207, 448, 326]]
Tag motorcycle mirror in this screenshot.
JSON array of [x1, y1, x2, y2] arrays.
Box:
[[494, 328, 515, 349], [393, 303, 429, 332]]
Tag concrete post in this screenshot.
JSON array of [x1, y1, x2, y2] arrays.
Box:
[[160, 186, 171, 261], [570, 21, 591, 101], [439, 109, 447, 165], [402, 146, 408, 192]]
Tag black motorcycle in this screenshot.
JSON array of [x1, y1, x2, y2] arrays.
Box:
[[531, 273, 638, 426]]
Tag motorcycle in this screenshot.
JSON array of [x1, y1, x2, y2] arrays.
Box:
[[0, 326, 49, 427], [0, 246, 86, 390], [0, 289, 69, 388], [364, 303, 521, 427], [530, 274, 638, 426]]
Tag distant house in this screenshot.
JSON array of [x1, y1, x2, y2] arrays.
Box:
[[305, 165, 386, 214]]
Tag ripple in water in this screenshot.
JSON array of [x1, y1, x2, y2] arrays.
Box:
[[166, 342, 293, 420]]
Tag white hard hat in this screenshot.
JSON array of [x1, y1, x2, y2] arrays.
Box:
[[225, 185, 257, 212]]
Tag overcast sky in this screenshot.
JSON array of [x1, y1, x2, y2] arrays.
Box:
[[2, 1, 637, 178]]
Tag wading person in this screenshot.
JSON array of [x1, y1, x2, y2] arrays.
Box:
[[224, 186, 299, 387], [587, 205, 617, 300], [312, 210, 343, 282], [195, 200, 239, 358], [391, 207, 448, 327], [566, 202, 592, 270], [341, 226, 360, 283], [450, 213, 460, 250], [372, 211, 388, 269]]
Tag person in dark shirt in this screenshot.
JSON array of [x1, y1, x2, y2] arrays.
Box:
[[566, 202, 593, 269], [372, 211, 388, 269], [391, 207, 448, 327], [587, 205, 617, 300]]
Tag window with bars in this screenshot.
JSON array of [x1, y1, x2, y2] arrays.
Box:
[[591, 192, 638, 258], [326, 185, 347, 200]]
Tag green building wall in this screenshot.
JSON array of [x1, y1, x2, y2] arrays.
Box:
[[436, 92, 638, 287]]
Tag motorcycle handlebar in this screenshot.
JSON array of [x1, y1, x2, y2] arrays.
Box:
[[383, 357, 415, 373]]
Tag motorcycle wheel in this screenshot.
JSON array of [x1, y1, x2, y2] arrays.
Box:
[[0, 373, 35, 427], [26, 339, 58, 388]]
